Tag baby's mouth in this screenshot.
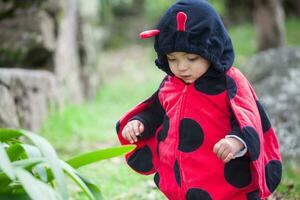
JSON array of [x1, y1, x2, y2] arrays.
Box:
[[181, 75, 191, 79]]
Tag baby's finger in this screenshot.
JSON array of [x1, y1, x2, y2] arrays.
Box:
[[128, 125, 138, 143], [121, 126, 128, 138], [124, 125, 135, 143], [223, 153, 234, 163], [138, 122, 144, 133], [122, 127, 133, 143], [220, 148, 230, 161], [217, 145, 226, 159], [213, 141, 221, 154], [132, 122, 141, 136]]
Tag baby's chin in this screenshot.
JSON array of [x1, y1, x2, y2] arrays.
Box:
[[182, 78, 195, 84]]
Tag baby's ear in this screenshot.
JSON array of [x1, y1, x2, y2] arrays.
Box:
[[139, 29, 160, 39]]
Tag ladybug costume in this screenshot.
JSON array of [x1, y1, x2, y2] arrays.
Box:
[[116, 1, 282, 199]]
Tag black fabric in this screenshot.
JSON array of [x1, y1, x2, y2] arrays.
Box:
[[127, 145, 154, 173], [178, 118, 204, 152], [224, 156, 252, 188], [174, 159, 181, 186], [154, 172, 160, 188], [256, 100, 271, 133], [186, 188, 212, 200], [131, 93, 165, 139], [153, 0, 235, 75], [265, 160, 282, 193], [194, 67, 227, 95], [228, 108, 244, 139], [246, 189, 260, 200], [242, 126, 261, 161]]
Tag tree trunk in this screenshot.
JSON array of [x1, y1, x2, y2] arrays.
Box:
[[54, 0, 84, 103], [254, 0, 285, 51]]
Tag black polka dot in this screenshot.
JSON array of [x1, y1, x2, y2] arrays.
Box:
[[127, 145, 153, 173], [178, 118, 204, 152], [116, 121, 120, 133], [174, 159, 181, 186], [186, 188, 212, 200], [265, 160, 282, 193], [246, 189, 260, 200], [242, 126, 260, 161], [226, 75, 237, 99], [256, 100, 271, 133], [156, 132, 161, 157], [194, 75, 226, 95], [154, 172, 160, 189], [224, 156, 252, 188], [157, 116, 169, 141]]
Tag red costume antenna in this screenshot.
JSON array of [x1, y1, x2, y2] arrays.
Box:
[[177, 11, 187, 32], [139, 29, 160, 39]]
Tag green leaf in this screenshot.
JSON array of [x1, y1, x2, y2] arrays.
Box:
[[0, 178, 11, 193], [66, 145, 135, 169], [77, 174, 103, 200], [15, 168, 62, 200], [0, 143, 15, 180], [33, 163, 48, 182], [18, 130, 68, 199], [12, 158, 44, 169], [6, 144, 24, 161], [60, 161, 98, 200], [20, 144, 42, 158], [6, 143, 42, 162], [0, 193, 31, 200], [0, 129, 22, 142]]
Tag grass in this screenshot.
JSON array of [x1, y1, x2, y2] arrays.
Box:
[[277, 160, 300, 199], [40, 19, 300, 199]]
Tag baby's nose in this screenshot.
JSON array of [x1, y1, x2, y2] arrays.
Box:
[[177, 62, 188, 71]]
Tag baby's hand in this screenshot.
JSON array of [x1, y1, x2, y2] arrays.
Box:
[[121, 120, 144, 144], [213, 137, 245, 163]]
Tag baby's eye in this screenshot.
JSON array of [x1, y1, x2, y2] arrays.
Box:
[[167, 57, 176, 62], [187, 56, 199, 61]]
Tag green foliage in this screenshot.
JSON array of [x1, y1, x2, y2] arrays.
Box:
[[208, 0, 225, 15], [143, 0, 174, 22], [277, 161, 300, 199], [228, 23, 257, 67], [0, 129, 135, 200], [285, 18, 300, 46]]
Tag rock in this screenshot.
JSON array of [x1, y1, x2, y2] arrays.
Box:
[[242, 47, 300, 158], [0, 68, 62, 131], [0, 84, 19, 129], [0, 2, 56, 69], [0, 0, 103, 103]]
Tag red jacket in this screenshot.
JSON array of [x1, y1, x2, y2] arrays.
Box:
[[116, 67, 282, 200]]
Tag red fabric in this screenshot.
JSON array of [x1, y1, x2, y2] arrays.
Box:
[[227, 67, 281, 199], [117, 67, 281, 200], [177, 12, 187, 32], [139, 30, 160, 39]]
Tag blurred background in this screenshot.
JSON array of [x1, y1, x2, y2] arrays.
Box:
[[0, 0, 300, 199]]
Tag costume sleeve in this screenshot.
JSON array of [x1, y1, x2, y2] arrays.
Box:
[[226, 107, 248, 158], [130, 93, 165, 139], [116, 76, 169, 175], [226, 67, 282, 198]]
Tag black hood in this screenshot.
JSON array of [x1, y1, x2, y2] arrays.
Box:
[[153, 0, 235, 75]]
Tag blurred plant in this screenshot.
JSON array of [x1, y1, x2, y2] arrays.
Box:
[[0, 129, 134, 200], [208, 0, 225, 16]]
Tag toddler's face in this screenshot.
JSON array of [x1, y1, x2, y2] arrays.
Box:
[[167, 52, 211, 84]]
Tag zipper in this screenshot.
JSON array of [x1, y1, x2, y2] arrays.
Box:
[[177, 84, 188, 200]]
